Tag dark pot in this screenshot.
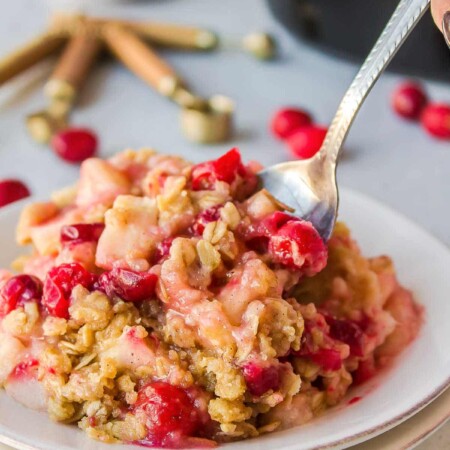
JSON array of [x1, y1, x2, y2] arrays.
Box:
[[267, 0, 450, 81]]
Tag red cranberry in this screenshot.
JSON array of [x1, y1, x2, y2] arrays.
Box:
[[0, 274, 43, 316], [189, 206, 222, 236], [0, 179, 30, 208], [421, 103, 450, 140], [245, 211, 293, 244], [353, 356, 376, 385], [287, 126, 327, 159], [190, 148, 255, 191], [271, 108, 313, 139], [60, 223, 105, 245], [134, 381, 202, 446], [309, 348, 342, 371], [245, 236, 270, 254], [153, 237, 175, 264], [246, 211, 327, 275], [42, 263, 97, 318], [392, 82, 427, 120], [97, 268, 157, 302], [293, 318, 342, 371], [270, 220, 327, 273], [51, 128, 98, 163], [242, 362, 280, 396], [326, 316, 365, 357], [245, 212, 289, 254], [253, 211, 292, 235]]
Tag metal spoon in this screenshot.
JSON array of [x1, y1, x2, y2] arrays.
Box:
[[259, 0, 430, 241]]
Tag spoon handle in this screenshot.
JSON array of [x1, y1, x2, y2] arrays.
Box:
[[318, 0, 430, 166]]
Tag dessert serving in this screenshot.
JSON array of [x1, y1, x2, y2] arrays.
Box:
[[0, 148, 422, 448]]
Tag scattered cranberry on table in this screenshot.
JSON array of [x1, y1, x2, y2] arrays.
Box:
[[391, 81, 428, 120], [270, 106, 327, 159], [51, 128, 98, 163], [0, 179, 30, 208], [271, 107, 313, 139], [287, 125, 328, 160], [420, 103, 450, 140], [391, 80, 450, 141]]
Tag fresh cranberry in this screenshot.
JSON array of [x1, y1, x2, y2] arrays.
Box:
[[97, 268, 157, 302], [308, 348, 342, 371], [353, 356, 376, 385], [391, 82, 427, 120], [245, 211, 292, 246], [189, 206, 222, 236], [246, 211, 327, 275], [42, 263, 96, 318], [293, 315, 343, 371], [242, 362, 280, 396], [252, 211, 292, 235], [190, 148, 257, 196], [51, 128, 98, 163], [287, 126, 327, 160], [60, 223, 105, 245], [271, 108, 313, 140], [134, 381, 202, 447], [326, 316, 365, 357], [421, 103, 450, 139], [0, 274, 43, 316], [246, 237, 269, 256], [154, 237, 175, 264], [0, 179, 30, 208], [269, 219, 327, 273]]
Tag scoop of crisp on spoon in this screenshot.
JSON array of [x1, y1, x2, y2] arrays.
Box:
[[259, 0, 430, 241]]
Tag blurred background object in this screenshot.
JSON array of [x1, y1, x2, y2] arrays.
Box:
[[0, 10, 277, 146], [267, 0, 450, 81]]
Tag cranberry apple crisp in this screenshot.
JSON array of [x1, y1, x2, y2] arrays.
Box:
[[0, 149, 422, 448]]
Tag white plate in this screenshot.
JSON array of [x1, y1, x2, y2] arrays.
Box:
[[2, 382, 449, 450], [1, 187, 450, 450], [353, 387, 450, 450]]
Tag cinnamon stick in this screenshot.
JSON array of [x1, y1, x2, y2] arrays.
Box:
[[45, 23, 102, 103], [102, 24, 181, 96], [51, 14, 218, 50], [0, 31, 66, 86]]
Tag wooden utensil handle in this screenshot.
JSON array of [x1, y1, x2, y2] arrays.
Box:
[[0, 31, 66, 86], [51, 14, 218, 50], [103, 24, 181, 96], [121, 21, 218, 50], [49, 26, 101, 92]]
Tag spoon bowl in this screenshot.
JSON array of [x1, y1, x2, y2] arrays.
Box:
[[259, 155, 337, 240], [259, 0, 430, 241]]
